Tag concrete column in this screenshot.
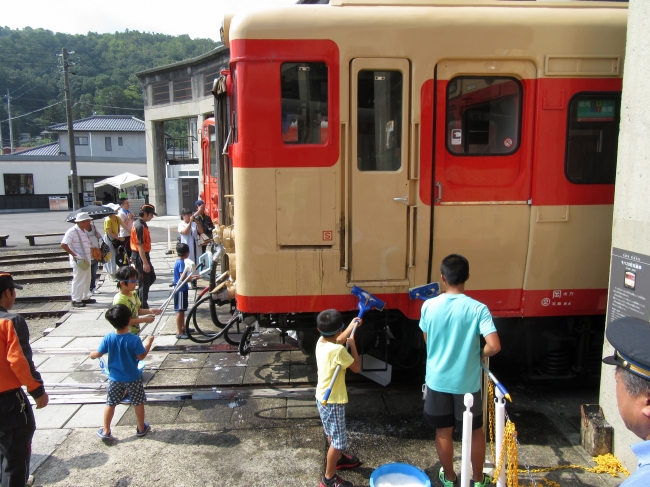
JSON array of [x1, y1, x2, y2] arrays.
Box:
[[599, 0, 650, 473], [145, 120, 167, 215]]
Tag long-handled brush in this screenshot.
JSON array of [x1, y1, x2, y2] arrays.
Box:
[[322, 287, 390, 404]]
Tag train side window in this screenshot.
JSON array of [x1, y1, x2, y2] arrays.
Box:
[[565, 93, 621, 184], [281, 62, 328, 144], [357, 70, 403, 171], [446, 76, 521, 156]]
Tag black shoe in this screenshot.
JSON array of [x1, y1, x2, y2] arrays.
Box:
[[71, 301, 86, 308], [82, 298, 97, 304]]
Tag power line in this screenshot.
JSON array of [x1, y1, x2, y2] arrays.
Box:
[[0, 101, 65, 123]]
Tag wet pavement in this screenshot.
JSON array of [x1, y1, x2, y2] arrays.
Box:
[[3, 241, 628, 487]]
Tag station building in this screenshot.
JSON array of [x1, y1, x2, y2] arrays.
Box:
[[136, 45, 229, 215], [0, 115, 147, 210]]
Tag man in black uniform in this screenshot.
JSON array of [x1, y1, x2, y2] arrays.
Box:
[[130, 204, 157, 309], [0, 273, 49, 487]]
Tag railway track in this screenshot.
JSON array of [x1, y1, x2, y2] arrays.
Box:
[[40, 381, 394, 405]]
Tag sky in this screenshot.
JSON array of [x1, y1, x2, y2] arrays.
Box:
[[2, 0, 298, 42]]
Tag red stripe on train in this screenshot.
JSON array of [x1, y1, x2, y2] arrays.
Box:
[[237, 288, 607, 319]]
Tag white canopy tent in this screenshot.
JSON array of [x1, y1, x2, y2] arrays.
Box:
[[93, 172, 148, 189]]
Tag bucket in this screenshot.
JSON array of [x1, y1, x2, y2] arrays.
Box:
[[369, 463, 431, 487], [99, 357, 146, 379]]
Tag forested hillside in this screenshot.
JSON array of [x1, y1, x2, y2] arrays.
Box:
[[0, 27, 218, 145]]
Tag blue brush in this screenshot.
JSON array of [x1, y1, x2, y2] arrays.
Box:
[[321, 287, 386, 404]]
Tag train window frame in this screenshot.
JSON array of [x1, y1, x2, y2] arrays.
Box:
[[564, 91, 621, 185], [445, 76, 523, 157], [356, 69, 404, 172], [280, 62, 329, 145]]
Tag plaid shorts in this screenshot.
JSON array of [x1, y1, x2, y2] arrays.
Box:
[[316, 400, 347, 450], [107, 379, 146, 407]]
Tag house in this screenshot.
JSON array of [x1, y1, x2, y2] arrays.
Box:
[[0, 115, 148, 210]]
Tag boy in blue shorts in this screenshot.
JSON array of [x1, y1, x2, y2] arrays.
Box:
[[173, 243, 196, 339], [90, 304, 154, 440], [315, 309, 362, 487], [420, 254, 501, 487]]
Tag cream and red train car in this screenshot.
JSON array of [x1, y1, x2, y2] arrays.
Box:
[[206, 0, 627, 358]]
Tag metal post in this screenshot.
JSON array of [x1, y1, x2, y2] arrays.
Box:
[[460, 392, 474, 487], [62, 48, 80, 210], [6, 89, 14, 154], [0, 99, 4, 154], [495, 388, 507, 487]]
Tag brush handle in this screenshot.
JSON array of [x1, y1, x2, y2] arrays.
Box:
[[321, 325, 357, 405]]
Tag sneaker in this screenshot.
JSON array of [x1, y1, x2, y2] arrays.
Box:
[[319, 474, 353, 487], [470, 474, 493, 487], [26, 475, 34, 486], [136, 422, 151, 437], [71, 301, 86, 308], [96, 428, 114, 440], [335, 453, 361, 470], [439, 467, 459, 487], [175, 333, 188, 339], [82, 298, 97, 304]]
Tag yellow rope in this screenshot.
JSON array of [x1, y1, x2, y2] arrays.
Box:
[[485, 375, 629, 486]]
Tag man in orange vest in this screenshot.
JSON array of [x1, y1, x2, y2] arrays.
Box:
[[130, 204, 157, 308], [0, 273, 49, 487]]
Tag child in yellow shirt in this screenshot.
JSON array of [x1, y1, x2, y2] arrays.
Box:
[[315, 309, 362, 487]]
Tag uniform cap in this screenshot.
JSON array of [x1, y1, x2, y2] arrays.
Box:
[[603, 316, 650, 380], [0, 273, 24, 292], [141, 204, 157, 216], [195, 199, 205, 207]]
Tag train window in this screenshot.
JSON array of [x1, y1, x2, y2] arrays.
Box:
[[565, 93, 621, 184], [357, 70, 403, 171], [281, 62, 328, 144], [446, 77, 521, 156]]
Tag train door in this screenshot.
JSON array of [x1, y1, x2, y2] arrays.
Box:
[[350, 58, 410, 282], [431, 60, 536, 311]]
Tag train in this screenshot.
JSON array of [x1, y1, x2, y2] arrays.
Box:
[[196, 0, 628, 377]]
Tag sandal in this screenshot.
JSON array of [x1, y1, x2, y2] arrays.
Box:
[[96, 428, 114, 440], [136, 422, 151, 437]]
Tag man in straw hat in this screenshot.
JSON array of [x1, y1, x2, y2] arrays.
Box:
[[61, 211, 97, 308], [602, 316, 650, 486], [0, 272, 48, 487]]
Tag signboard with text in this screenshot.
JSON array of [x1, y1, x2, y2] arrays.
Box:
[[607, 248, 650, 325]]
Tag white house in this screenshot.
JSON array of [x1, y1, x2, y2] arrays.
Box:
[[0, 115, 148, 210]]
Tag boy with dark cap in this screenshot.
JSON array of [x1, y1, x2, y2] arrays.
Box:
[[130, 203, 157, 308], [0, 273, 48, 487], [315, 309, 362, 487], [603, 316, 650, 486]]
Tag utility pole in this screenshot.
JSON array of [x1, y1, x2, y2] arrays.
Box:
[[61, 48, 80, 210], [6, 89, 14, 154]]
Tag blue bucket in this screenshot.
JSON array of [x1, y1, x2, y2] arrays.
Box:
[[369, 463, 431, 487], [99, 357, 145, 378]]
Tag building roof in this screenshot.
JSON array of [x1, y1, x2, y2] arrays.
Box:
[[15, 142, 60, 156], [48, 115, 145, 133], [136, 44, 228, 78]]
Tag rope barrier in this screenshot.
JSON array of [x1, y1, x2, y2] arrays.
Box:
[[485, 377, 629, 487]]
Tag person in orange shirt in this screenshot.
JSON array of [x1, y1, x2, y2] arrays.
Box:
[[0, 273, 49, 487], [130, 204, 157, 308]]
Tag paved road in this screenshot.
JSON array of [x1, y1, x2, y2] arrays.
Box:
[[0, 210, 172, 249]]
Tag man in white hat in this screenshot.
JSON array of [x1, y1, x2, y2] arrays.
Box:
[[61, 212, 97, 308]]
